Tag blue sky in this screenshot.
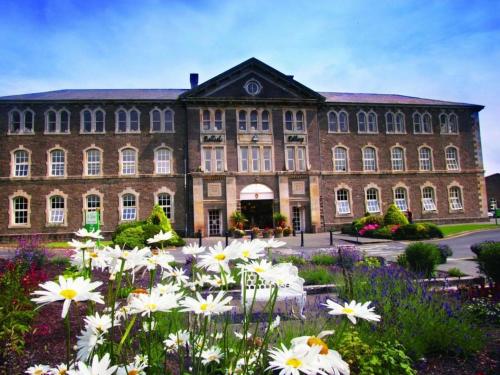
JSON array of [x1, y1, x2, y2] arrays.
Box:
[[1, 0, 499, 174]]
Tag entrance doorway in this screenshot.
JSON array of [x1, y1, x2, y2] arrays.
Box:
[[241, 200, 274, 228], [292, 206, 305, 232], [240, 184, 274, 229]]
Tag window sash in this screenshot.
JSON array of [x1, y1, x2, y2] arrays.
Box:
[[215, 147, 224, 172], [391, 149, 404, 171], [394, 198, 408, 211], [286, 147, 295, 170], [14, 197, 28, 224], [422, 197, 436, 211], [339, 112, 348, 132], [121, 150, 136, 175], [240, 147, 248, 172], [446, 149, 459, 170], [86, 195, 101, 210], [51, 151, 65, 176], [263, 147, 272, 171], [297, 147, 306, 171], [337, 199, 350, 214], [450, 196, 463, 210], [122, 207, 136, 221], [157, 194, 172, 218], [14, 151, 29, 177], [328, 112, 338, 132], [156, 149, 171, 174], [86, 150, 101, 176], [204, 148, 212, 172], [251, 147, 260, 172], [367, 199, 380, 213], [334, 148, 347, 172], [50, 208, 64, 223], [363, 149, 376, 171]]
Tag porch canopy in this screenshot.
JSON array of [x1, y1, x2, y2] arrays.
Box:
[[240, 184, 274, 200]]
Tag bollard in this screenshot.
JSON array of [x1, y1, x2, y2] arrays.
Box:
[[329, 230, 333, 246], [293, 229, 296, 237], [225, 231, 229, 246], [300, 230, 304, 247], [250, 232, 254, 241], [198, 230, 202, 247]]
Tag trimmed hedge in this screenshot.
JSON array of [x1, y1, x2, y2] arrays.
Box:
[[393, 223, 443, 240], [404, 242, 441, 277], [383, 203, 409, 226], [476, 242, 500, 284]]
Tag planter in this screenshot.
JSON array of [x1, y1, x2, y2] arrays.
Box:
[[274, 232, 283, 238], [262, 232, 271, 238]]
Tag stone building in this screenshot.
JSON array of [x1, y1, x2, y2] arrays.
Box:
[[0, 58, 489, 240], [485, 173, 500, 212]]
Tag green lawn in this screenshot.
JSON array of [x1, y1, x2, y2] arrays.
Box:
[[44, 240, 113, 248], [439, 223, 499, 237]]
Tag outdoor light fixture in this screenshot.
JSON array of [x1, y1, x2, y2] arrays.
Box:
[[251, 135, 259, 142]]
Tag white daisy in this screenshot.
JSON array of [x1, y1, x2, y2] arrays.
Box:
[[182, 243, 206, 257], [162, 267, 190, 284], [146, 230, 173, 244], [74, 228, 104, 240], [128, 290, 180, 317], [143, 251, 175, 271], [267, 343, 321, 375], [153, 282, 182, 295], [235, 240, 266, 261], [116, 355, 148, 375], [49, 364, 70, 375], [25, 364, 50, 375], [68, 353, 117, 375], [323, 300, 381, 324], [31, 276, 103, 318], [241, 259, 273, 276], [84, 312, 115, 334], [207, 274, 236, 289], [164, 330, 190, 352], [180, 291, 233, 316], [198, 242, 238, 273], [201, 346, 223, 365], [270, 315, 281, 330], [266, 238, 287, 248], [75, 328, 105, 361], [262, 263, 304, 291], [68, 239, 96, 250]]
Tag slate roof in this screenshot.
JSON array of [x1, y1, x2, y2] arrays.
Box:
[[0, 88, 482, 108]]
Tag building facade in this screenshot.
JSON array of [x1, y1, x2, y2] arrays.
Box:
[[485, 173, 500, 212], [0, 58, 489, 240]]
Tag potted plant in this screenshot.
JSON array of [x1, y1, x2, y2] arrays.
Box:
[[230, 211, 247, 230], [262, 227, 273, 238], [251, 226, 261, 237], [231, 227, 245, 238], [274, 226, 283, 238], [283, 226, 292, 237], [273, 212, 287, 228]]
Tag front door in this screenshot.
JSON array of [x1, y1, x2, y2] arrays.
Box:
[[241, 199, 274, 228], [208, 209, 222, 236], [292, 206, 305, 232]]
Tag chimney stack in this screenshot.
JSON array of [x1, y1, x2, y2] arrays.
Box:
[[190, 73, 199, 89]]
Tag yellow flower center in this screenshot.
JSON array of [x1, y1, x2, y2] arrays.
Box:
[[307, 336, 329, 355], [242, 250, 250, 257], [132, 288, 148, 295], [128, 370, 139, 375], [214, 254, 226, 261], [89, 252, 98, 258], [286, 357, 302, 368], [200, 303, 209, 311], [58, 369, 67, 375], [253, 266, 265, 273], [342, 307, 354, 314], [59, 289, 77, 299], [148, 303, 158, 311], [34, 370, 44, 375]]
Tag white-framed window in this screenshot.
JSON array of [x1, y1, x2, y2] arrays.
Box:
[[366, 187, 380, 213], [394, 187, 408, 211], [120, 148, 137, 175], [261, 110, 270, 131], [12, 148, 30, 177], [81, 108, 105, 133], [250, 110, 258, 130], [413, 112, 432, 134], [358, 110, 378, 133], [283, 110, 306, 133], [121, 193, 137, 221], [386, 111, 405, 133], [285, 146, 307, 171], [8, 108, 34, 134], [333, 146, 348, 172], [237, 109, 272, 132], [422, 186, 437, 211], [445, 146, 460, 170], [12, 195, 29, 225], [419, 147, 433, 171], [449, 186, 463, 210], [239, 110, 247, 131], [45, 109, 70, 134], [157, 192, 173, 220], [85, 148, 102, 176], [328, 110, 349, 133], [86, 194, 101, 212], [239, 146, 273, 172], [155, 147, 172, 174], [49, 149, 66, 177], [115, 108, 140, 133], [440, 113, 459, 134], [202, 146, 225, 172], [150, 108, 174, 133], [48, 195, 65, 224], [336, 189, 351, 214], [362, 146, 377, 171], [200, 109, 224, 132], [391, 147, 405, 171]]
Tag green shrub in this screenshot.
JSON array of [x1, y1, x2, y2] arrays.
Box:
[[114, 226, 145, 249], [49, 256, 71, 267], [353, 214, 384, 231], [396, 253, 408, 268], [404, 242, 441, 277], [142, 223, 162, 243], [476, 242, 500, 284], [359, 256, 382, 268], [277, 255, 306, 267], [393, 223, 444, 240], [340, 223, 356, 235], [437, 244, 453, 264], [310, 253, 337, 266], [471, 241, 498, 256], [146, 205, 185, 246], [465, 298, 500, 326], [447, 267, 466, 277], [112, 220, 145, 242], [299, 266, 336, 285], [371, 226, 393, 239], [384, 203, 409, 226]]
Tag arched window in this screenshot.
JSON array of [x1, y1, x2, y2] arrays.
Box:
[[164, 109, 173, 132], [49, 195, 65, 224], [250, 110, 258, 130], [202, 110, 211, 131], [448, 114, 458, 133], [13, 149, 29, 177], [157, 192, 173, 219], [50, 149, 65, 176], [363, 147, 377, 171], [120, 148, 137, 175], [214, 110, 223, 130], [261, 110, 270, 131], [151, 109, 162, 132], [47, 110, 57, 133], [423, 113, 432, 133], [419, 147, 433, 171], [445, 147, 459, 170], [60, 110, 70, 133], [422, 187, 437, 211], [413, 113, 422, 133], [10, 110, 22, 133], [82, 110, 92, 132], [328, 112, 338, 132], [336, 189, 351, 214], [395, 113, 405, 133], [449, 186, 463, 210], [296, 111, 304, 131], [129, 109, 139, 131], [366, 188, 380, 213], [358, 112, 366, 132], [394, 187, 408, 211], [386, 112, 394, 133], [155, 148, 172, 174], [117, 110, 127, 132], [46, 109, 70, 133], [440, 114, 448, 133], [339, 111, 348, 132], [391, 147, 405, 171], [9, 109, 34, 134], [121, 194, 137, 221], [238, 110, 247, 131], [13, 196, 29, 225], [368, 112, 377, 132], [86, 194, 101, 212], [333, 146, 348, 172], [85, 148, 101, 176], [285, 111, 293, 131], [24, 110, 34, 132]]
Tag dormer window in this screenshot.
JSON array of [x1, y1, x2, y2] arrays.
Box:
[[81, 108, 105, 133]]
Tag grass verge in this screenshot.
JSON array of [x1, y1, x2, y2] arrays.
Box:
[[439, 223, 499, 237]]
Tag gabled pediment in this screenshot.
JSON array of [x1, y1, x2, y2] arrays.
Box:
[[180, 58, 324, 102]]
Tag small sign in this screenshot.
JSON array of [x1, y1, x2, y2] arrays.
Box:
[[86, 211, 98, 225], [495, 209, 500, 218], [287, 135, 305, 143], [203, 135, 224, 143]]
